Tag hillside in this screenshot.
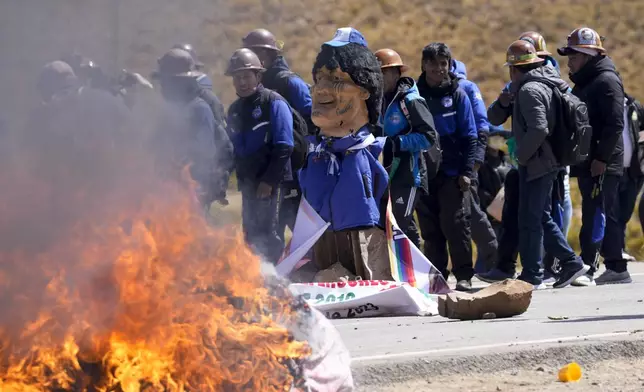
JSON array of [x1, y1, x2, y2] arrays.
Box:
[[1, 0, 643, 256]]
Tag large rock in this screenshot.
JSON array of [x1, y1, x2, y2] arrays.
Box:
[[438, 279, 533, 320]]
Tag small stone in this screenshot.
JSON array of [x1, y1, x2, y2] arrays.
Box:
[[354, 327, 358, 330], [496, 387, 502, 391], [412, 336, 417, 340], [638, 300, 643, 303], [592, 382, 600, 386], [536, 366, 545, 372]]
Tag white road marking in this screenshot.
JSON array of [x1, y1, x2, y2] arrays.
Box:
[[351, 331, 632, 362]]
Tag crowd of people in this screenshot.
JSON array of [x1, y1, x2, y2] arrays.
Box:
[[17, 25, 644, 293]]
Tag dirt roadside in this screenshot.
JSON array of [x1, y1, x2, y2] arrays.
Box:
[[366, 358, 644, 392]]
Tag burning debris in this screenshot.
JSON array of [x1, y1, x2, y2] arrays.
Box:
[[0, 143, 314, 391]]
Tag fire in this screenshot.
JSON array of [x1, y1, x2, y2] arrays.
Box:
[[0, 159, 310, 391]]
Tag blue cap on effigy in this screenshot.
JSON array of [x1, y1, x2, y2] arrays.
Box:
[[323, 27, 368, 48]]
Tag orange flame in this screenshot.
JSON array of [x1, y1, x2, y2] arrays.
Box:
[[0, 163, 310, 391]]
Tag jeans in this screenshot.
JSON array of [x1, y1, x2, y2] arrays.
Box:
[[518, 167, 577, 285], [605, 172, 644, 272], [562, 171, 573, 237], [497, 168, 519, 275], [577, 174, 621, 275], [241, 183, 285, 265]]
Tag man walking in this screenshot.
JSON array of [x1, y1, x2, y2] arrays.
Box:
[[502, 40, 588, 289], [558, 27, 626, 285]]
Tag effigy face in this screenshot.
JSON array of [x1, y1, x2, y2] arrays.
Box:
[[311, 66, 370, 137]]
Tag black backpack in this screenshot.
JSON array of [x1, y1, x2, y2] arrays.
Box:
[[399, 98, 442, 182], [264, 70, 317, 134], [520, 78, 592, 166], [260, 90, 309, 171]]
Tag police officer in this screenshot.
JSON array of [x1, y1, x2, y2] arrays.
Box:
[[242, 29, 313, 236], [226, 48, 295, 264]]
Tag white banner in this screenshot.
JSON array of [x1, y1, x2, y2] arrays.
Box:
[[289, 280, 438, 318], [276, 197, 329, 276]]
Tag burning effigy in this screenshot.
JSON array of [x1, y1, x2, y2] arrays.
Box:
[[0, 82, 352, 391]]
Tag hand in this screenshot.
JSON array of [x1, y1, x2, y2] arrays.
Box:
[[458, 176, 471, 192], [498, 91, 514, 107], [473, 162, 481, 172], [256, 182, 273, 199], [590, 159, 607, 177]]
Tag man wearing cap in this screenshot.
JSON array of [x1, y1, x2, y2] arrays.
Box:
[[501, 40, 588, 289], [558, 27, 626, 285], [242, 28, 313, 238], [301, 27, 393, 281], [415, 42, 478, 291], [151, 48, 224, 210], [449, 58, 498, 274], [225, 48, 295, 265], [374, 48, 437, 248]]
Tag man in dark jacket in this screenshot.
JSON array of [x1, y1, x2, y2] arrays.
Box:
[[558, 27, 626, 285], [374, 48, 438, 247], [170, 43, 234, 205], [450, 59, 498, 273], [242, 28, 313, 236], [152, 49, 222, 210], [415, 42, 477, 291], [602, 94, 644, 282], [493, 40, 588, 289], [225, 48, 294, 265]]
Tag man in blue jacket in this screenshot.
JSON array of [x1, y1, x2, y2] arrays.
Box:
[[226, 48, 295, 265], [242, 28, 313, 237], [415, 42, 478, 291], [375, 48, 438, 247], [300, 27, 392, 281], [451, 59, 498, 273], [151, 49, 219, 202]]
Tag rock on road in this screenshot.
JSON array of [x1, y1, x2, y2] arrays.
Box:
[[333, 264, 644, 390]]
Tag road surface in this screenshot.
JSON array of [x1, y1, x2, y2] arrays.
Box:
[[332, 264, 644, 388]]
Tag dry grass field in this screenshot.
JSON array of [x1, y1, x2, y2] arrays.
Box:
[[1, 0, 643, 257]]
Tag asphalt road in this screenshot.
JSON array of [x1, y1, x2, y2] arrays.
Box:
[[333, 263, 644, 367]]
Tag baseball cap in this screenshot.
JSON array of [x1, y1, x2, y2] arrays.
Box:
[[324, 27, 368, 48]]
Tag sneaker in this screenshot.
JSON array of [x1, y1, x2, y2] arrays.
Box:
[[554, 264, 591, 289], [455, 280, 472, 291], [622, 251, 637, 262], [542, 276, 557, 287], [595, 269, 632, 285], [476, 268, 515, 283], [571, 274, 596, 287], [533, 283, 547, 290]]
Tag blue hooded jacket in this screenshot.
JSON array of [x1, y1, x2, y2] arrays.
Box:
[[417, 73, 478, 178], [378, 77, 436, 188], [299, 127, 388, 231], [451, 60, 490, 164]]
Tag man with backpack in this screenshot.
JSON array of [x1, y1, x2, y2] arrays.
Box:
[[374, 48, 438, 248], [225, 48, 304, 265], [558, 27, 626, 285], [498, 40, 588, 289], [242, 28, 313, 235]]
